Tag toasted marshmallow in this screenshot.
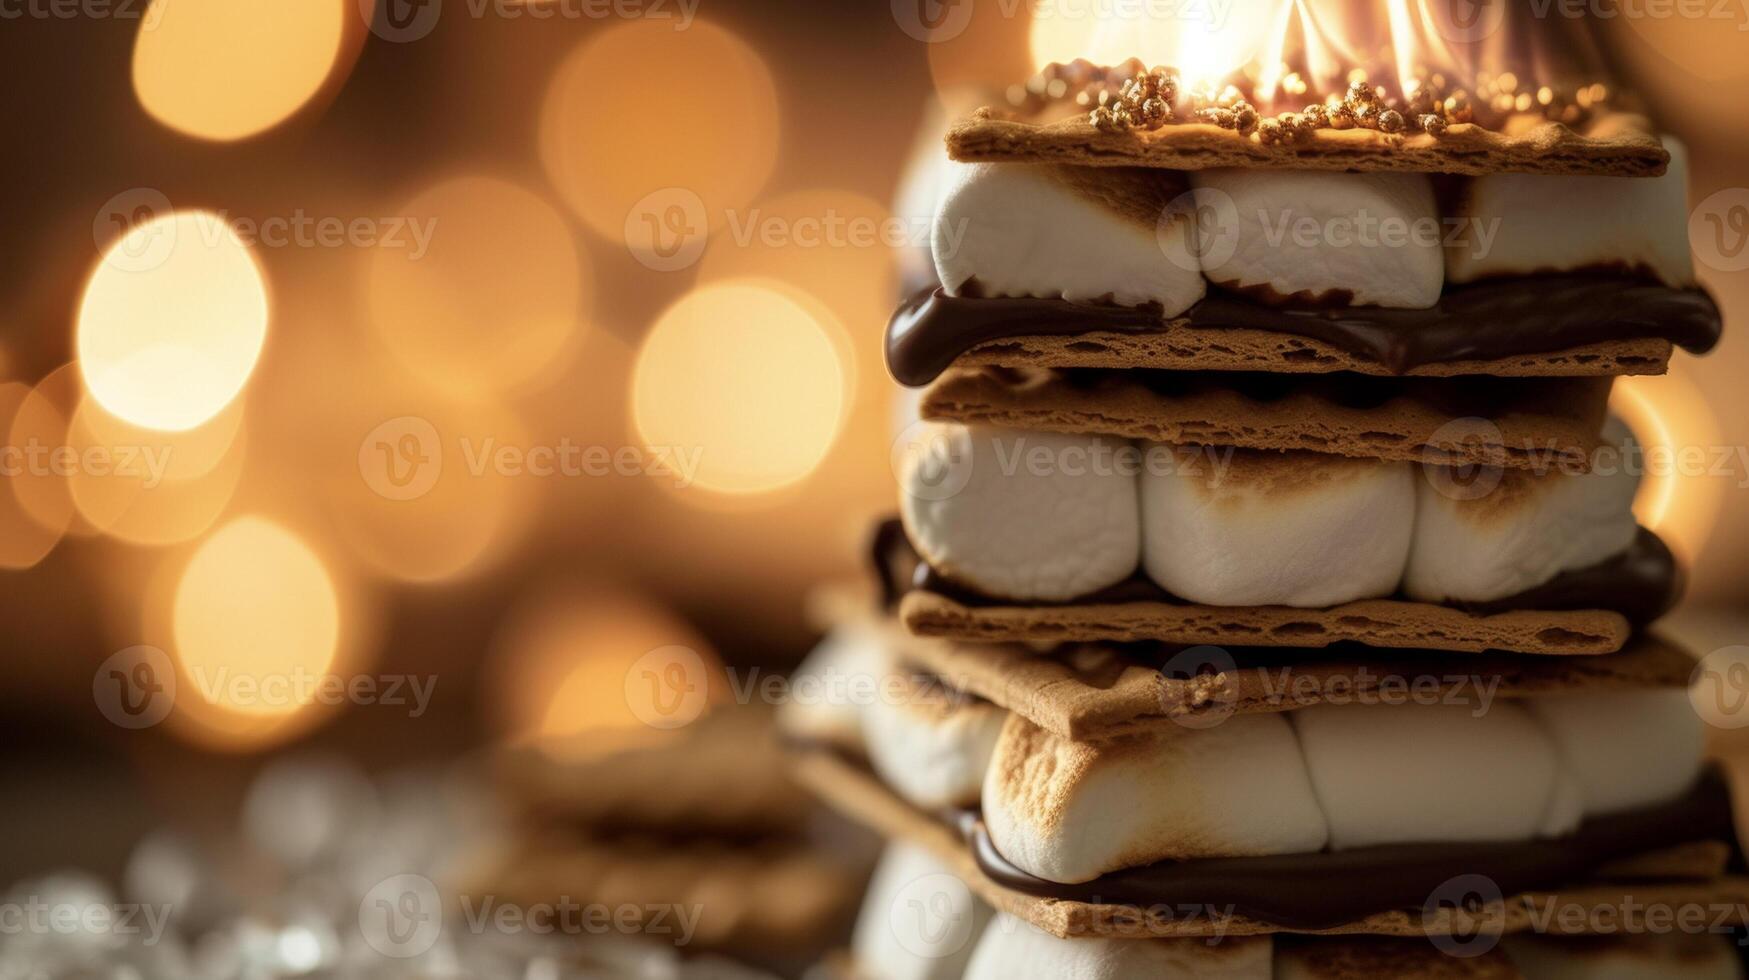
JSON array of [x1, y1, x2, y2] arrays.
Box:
[[1405, 418, 1641, 604], [901, 424, 1141, 602], [1189, 168, 1444, 308], [933, 162, 1207, 313], [1525, 689, 1705, 819], [983, 713, 1328, 883], [1505, 933, 1745, 980], [1140, 448, 1414, 607], [1447, 138, 1695, 287], [862, 670, 1006, 810], [852, 843, 992, 980], [1291, 701, 1578, 850], [894, 96, 956, 295], [779, 622, 890, 753], [964, 913, 1272, 980]]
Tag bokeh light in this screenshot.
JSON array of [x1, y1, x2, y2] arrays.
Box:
[[631, 282, 846, 497], [1613, 373, 1727, 565], [367, 176, 586, 396], [330, 392, 537, 585], [0, 383, 64, 570], [697, 188, 893, 402], [6, 364, 82, 539], [171, 516, 341, 729], [539, 19, 779, 240], [489, 586, 728, 762], [132, 0, 351, 141], [925, 1, 1032, 100], [66, 394, 246, 547], [78, 210, 269, 432]]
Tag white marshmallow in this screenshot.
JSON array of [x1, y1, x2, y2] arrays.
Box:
[[900, 424, 1141, 602], [934, 161, 1207, 313], [1526, 689, 1706, 819], [1505, 933, 1745, 980], [894, 97, 955, 295], [852, 843, 992, 980], [982, 713, 1328, 883], [1139, 448, 1414, 608], [1447, 138, 1695, 287], [1190, 168, 1444, 308], [964, 913, 1273, 980], [779, 622, 890, 753], [862, 670, 1006, 810], [1290, 702, 1579, 850], [1405, 418, 1641, 604]]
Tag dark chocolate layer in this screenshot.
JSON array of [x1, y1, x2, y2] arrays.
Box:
[[879, 519, 1680, 628], [962, 770, 1735, 930], [886, 276, 1724, 387]]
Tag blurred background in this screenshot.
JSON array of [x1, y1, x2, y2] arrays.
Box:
[[1, 0, 1748, 975]]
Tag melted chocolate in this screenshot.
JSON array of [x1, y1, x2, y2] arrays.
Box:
[[962, 770, 1736, 930], [880, 518, 1680, 627], [886, 276, 1724, 387]]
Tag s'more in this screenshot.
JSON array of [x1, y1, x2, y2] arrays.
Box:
[[789, 4, 1742, 975]]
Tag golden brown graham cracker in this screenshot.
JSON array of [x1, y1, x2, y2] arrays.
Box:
[[476, 833, 863, 955], [946, 109, 1669, 178], [1274, 937, 1524, 979], [899, 590, 1632, 656], [921, 367, 1613, 471], [944, 324, 1674, 381], [496, 707, 815, 838], [878, 627, 1695, 742], [789, 747, 1745, 942]]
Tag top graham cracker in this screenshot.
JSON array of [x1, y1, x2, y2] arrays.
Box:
[[946, 108, 1669, 178]]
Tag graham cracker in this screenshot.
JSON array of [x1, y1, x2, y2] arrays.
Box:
[[921, 367, 1612, 470], [1275, 937, 1524, 979], [497, 707, 814, 838], [789, 747, 1746, 942], [477, 833, 862, 954], [946, 109, 1669, 178], [899, 591, 1632, 656], [944, 325, 1673, 380], [881, 627, 1694, 741]]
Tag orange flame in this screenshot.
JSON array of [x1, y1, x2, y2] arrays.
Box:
[[1034, 0, 1615, 109]]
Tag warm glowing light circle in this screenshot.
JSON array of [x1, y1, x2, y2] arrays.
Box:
[[78, 211, 269, 433], [489, 587, 727, 761], [632, 282, 846, 496], [132, 0, 348, 141], [67, 395, 247, 547], [539, 20, 779, 240], [172, 517, 340, 719], [368, 176, 586, 395], [0, 384, 64, 570]]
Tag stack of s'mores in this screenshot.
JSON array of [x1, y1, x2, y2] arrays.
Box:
[[783, 52, 1746, 980]]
